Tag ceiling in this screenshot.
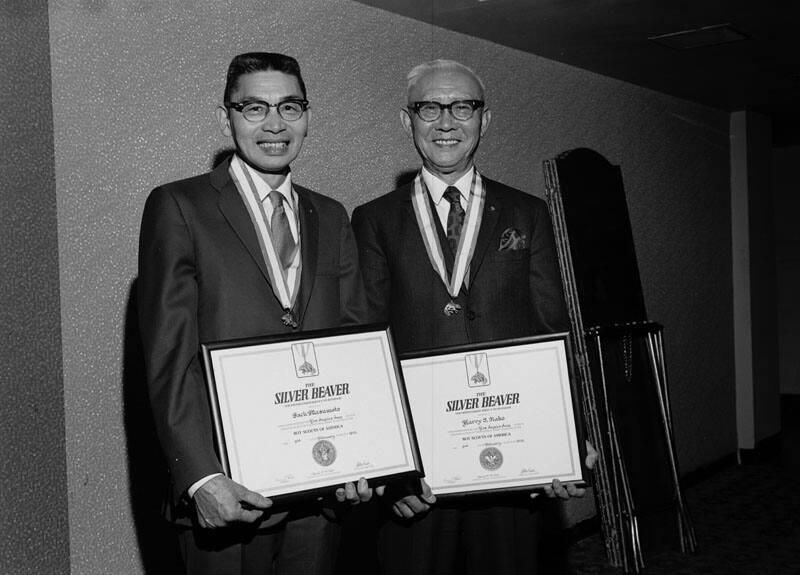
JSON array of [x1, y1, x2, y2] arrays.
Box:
[[354, 0, 800, 146]]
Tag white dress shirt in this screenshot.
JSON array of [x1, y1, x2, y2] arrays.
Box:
[[241, 160, 301, 293], [421, 165, 474, 229]]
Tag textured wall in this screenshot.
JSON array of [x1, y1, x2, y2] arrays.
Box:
[[1, 1, 70, 574], [47, 0, 733, 571]]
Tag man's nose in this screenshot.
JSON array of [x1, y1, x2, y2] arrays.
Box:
[[261, 108, 285, 131], [436, 108, 456, 129]]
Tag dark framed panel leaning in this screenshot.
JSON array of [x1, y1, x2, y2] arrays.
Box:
[[201, 323, 423, 506], [400, 332, 588, 498]]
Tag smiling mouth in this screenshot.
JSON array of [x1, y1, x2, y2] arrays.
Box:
[[432, 138, 460, 146], [258, 141, 289, 153]]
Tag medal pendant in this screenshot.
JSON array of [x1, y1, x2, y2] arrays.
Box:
[[443, 300, 462, 316], [281, 310, 298, 328]]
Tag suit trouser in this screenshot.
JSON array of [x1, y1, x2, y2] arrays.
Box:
[[178, 510, 339, 575], [377, 503, 541, 575]]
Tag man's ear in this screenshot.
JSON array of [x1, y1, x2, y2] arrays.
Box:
[[479, 108, 492, 137], [400, 108, 414, 137], [215, 105, 232, 137]]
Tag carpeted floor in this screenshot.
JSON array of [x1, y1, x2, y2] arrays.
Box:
[[562, 397, 800, 575]]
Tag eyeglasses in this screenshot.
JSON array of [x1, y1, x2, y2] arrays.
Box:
[[225, 99, 309, 122], [408, 100, 485, 122]]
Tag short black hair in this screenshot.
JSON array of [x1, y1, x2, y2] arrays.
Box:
[[223, 52, 307, 102]]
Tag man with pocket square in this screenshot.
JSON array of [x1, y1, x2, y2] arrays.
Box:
[[350, 59, 595, 575]]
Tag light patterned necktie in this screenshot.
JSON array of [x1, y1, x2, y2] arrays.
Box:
[[268, 190, 296, 269], [444, 186, 465, 254]]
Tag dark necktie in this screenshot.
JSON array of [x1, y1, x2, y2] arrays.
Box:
[[268, 190, 296, 269], [444, 186, 465, 254]]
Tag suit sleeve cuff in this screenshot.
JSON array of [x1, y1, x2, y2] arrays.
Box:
[[187, 473, 223, 499]]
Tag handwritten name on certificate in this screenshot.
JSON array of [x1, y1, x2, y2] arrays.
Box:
[[401, 335, 584, 496]]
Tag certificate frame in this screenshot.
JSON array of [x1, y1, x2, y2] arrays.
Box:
[[201, 323, 423, 505], [400, 332, 587, 497]]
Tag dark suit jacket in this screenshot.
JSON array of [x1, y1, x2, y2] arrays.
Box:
[[351, 176, 568, 354], [137, 159, 366, 523]]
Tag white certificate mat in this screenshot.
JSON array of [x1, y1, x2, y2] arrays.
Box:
[[202, 326, 421, 499], [401, 334, 584, 496]]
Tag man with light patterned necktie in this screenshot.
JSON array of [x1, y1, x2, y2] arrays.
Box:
[[138, 52, 371, 575]]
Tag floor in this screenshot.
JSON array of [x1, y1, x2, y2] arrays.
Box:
[[562, 396, 800, 575]]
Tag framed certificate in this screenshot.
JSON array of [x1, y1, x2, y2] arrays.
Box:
[[400, 333, 586, 497], [201, 324, 423, 503]]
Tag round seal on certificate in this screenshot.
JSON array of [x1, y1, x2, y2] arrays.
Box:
[[312, 439, 337, 467], [479, 446, 503, 471]]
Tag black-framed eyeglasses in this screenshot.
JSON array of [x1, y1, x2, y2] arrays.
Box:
[[225, 99, 309, 122], [408, 100, 485, 122]]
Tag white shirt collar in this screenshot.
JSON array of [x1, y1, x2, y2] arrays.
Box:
[[237, 155, 295, 209], [421, 166, 475, 205]]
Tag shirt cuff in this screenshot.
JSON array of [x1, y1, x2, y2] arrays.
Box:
[[187, 473, 223, 499]]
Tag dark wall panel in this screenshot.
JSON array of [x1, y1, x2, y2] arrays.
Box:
[[0, 1, 70, 573]]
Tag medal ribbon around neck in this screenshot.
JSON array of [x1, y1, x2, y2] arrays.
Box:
[[229, 157, 301, 314], [411, 170, 485, 299]]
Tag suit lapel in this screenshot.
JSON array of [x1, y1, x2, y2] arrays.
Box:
[[469, 179, 502, 284], [213, 160, 272, 284], [294, 187, 318, 326], [401, 187, 443, 276]]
